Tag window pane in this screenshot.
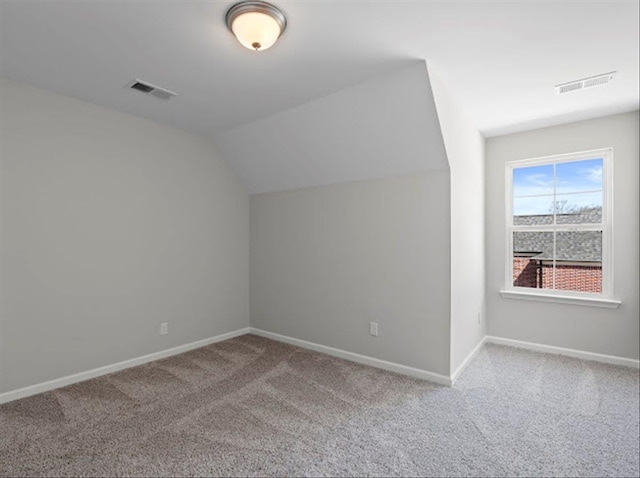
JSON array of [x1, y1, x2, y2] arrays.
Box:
[[554, 231, 602, 293], [508, 153, 608, 296], [513, 195, 554, 225], [513, 231, 553, 290], [513, 164, 554, 197], [554, 192, 602, 224], [556, 158, 603, 194]]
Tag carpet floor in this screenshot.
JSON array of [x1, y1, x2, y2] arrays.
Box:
[[1, 334, 638, 477]]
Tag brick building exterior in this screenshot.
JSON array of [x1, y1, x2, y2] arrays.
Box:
[[513, 257, 602, 293], [512, 208, 602, 293]]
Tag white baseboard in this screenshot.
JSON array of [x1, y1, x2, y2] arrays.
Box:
[[0, 327, 251, 405], [485, 335, 640, 369], [7, 328, 632, 405], [249, 327, 451, 386], [450, 336, 487, 385]]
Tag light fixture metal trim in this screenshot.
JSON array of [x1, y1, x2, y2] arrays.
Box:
[[226, 1, 287, 51]]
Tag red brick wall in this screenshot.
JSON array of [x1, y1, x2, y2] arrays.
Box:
[[513, 257, 540, 288], [513, 258, 602, 293]]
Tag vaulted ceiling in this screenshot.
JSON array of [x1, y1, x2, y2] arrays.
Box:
[[1, 1, 638, 192], [214, 62, 448, 193]]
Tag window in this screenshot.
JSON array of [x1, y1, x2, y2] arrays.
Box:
[[503, 148, 618, 307]]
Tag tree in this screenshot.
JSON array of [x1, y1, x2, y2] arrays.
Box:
[[548, 200, 601, 214], [549, 199, 579, 214]]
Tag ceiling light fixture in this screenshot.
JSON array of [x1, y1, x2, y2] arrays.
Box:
[[226, 1, 286, 52]]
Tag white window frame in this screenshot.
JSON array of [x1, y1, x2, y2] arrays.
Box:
[[500, 147, 620, 308]]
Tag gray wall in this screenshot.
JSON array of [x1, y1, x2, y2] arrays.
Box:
[[0, 79, 250, 393], [250, 173, 451, 375], [430, 68, 486, 374], [486, 111, 639, 360]]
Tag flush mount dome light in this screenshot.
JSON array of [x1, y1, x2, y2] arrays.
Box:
[[226, 1, 286, 51]]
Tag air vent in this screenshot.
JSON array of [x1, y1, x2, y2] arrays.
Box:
[[555, 72, 615, 95], [126, 79, 177, 101]]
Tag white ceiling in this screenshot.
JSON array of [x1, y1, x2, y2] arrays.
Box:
[[1, 1, 638, 191], [2, 1, 638, 136], [215, 62, 448, 193]]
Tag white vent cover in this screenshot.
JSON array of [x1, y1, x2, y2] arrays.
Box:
[[555, 72, 616, 94], [126, 79, 177, 101]]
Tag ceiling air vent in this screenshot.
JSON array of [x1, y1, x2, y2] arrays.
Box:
[[126, 79, 177, 101], [555, 71, 616, 95]]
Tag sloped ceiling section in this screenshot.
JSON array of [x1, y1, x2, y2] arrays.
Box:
[[214, 61, 448, 194]]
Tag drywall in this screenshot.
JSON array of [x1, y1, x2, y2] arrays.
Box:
[[0, 78, 249, 393], [429, 69, 486, 375], [486, 111, 639, 360], [250, 173, 451, 375], [214, 62, 448, 194], [246, 61, 453, 376]]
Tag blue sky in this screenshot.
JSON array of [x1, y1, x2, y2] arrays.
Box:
[[513, 158, 603, 216]]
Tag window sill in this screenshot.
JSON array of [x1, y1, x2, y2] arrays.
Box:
[[499, 290, 621, 309]]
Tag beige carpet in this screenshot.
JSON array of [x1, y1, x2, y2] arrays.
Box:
[[1, 334, 638, 477]]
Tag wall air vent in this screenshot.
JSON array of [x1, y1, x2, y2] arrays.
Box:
[[126, 79, 177, 101], [555, 71, 616, 95]]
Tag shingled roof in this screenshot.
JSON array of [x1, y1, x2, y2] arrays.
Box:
[[513, 231, 602, 262], [513, 207, 602, 263], [514, 207, 602, 226]]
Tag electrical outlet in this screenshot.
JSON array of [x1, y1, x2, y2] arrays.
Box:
[[369, 321, 378, 337], [160, 322, 168, 335]]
